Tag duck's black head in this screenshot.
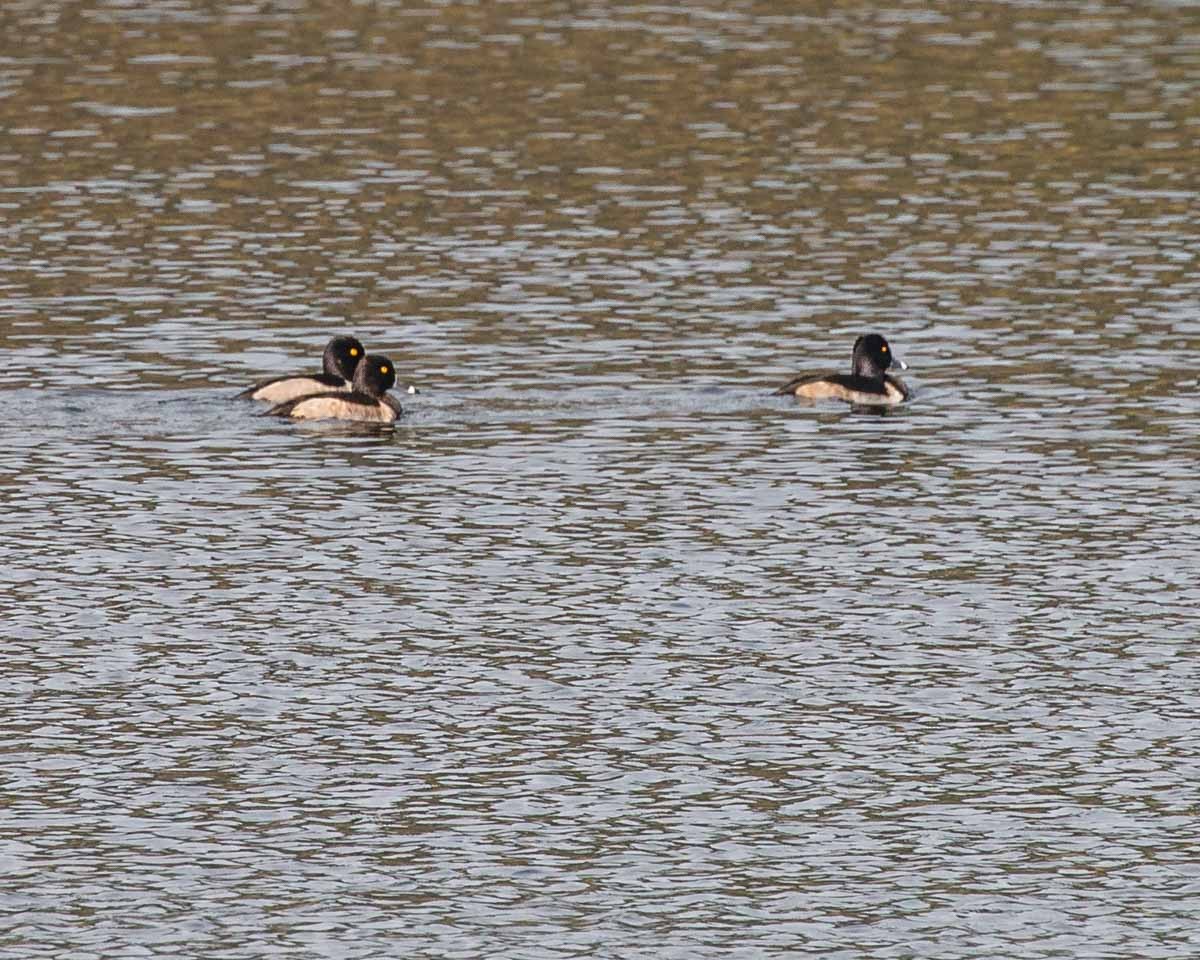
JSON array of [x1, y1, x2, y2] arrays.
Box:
[[353, 354, 397, 398], [323, 335, 365, 381], [851, 334, 905, 379]]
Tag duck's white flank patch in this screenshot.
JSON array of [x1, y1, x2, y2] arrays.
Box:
[[288, 395, 398, 423], [252, 377, 349, 404]]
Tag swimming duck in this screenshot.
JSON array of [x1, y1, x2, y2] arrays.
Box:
[[266, 353, 402, 423], [238, 335, 364, 404], [775, 334, 909, 406]]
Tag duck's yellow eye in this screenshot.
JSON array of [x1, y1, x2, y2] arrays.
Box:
[[350, 347, 359, 356], [881, 345, 888, 352], [380, 365, 389, 374]]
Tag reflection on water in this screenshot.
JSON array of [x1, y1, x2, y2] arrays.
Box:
[[2, 1, 1199, 957]]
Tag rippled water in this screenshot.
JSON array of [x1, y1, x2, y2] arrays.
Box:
[[2, 2, 1199, 957]]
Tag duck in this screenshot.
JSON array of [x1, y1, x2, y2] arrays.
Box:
[[774, 333, 909, 406], [266, 354, 403, 423], [237, 335, 364, 404]]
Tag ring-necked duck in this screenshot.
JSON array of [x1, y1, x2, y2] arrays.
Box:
[[775, 333, 909, 406], [267, 354, 403, 423], [237, 335, 364, 404]]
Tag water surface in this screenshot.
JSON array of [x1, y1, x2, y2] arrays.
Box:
[[2, 2, 1199, 957]]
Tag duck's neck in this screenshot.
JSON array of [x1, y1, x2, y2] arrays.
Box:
[[852, 357, 886, 380]]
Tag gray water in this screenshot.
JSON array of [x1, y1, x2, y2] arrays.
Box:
[[2, 2, 1199, 957]]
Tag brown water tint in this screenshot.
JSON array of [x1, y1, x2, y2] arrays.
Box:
[[2, 2, 1199, 958]]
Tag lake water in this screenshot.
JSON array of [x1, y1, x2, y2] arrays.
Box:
[[2, 2, 1199, 957]]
